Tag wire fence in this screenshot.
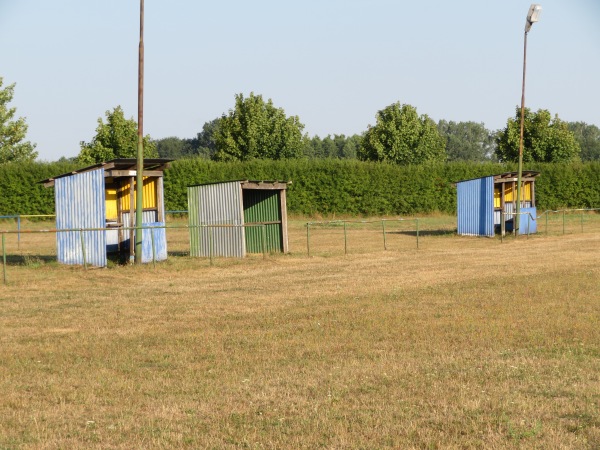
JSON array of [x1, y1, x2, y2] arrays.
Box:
[[1, 208, 599, 284]]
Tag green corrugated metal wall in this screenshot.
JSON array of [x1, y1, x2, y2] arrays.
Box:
[[243, 189, 283, 253]]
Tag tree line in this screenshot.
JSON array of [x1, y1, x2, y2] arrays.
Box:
[[1, 78, 599, 165]]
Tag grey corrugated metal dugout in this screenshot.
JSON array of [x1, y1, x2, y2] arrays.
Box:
[[456, 171, 540, 236], [41, 158, 172, 266], [188, 180, 290, 258]]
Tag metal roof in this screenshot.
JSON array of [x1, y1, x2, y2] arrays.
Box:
[[40, 158, 173, 187], [188, 180, 291, 190], [455, 171, 540, 185]]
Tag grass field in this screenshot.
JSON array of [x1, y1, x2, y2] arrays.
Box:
[[1, 215, 599, 448]]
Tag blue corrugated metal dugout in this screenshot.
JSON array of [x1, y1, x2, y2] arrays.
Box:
[[42, 159, 172, 266], [55, 169, 107, 266], [457, 176, 495, 237], [456, 171, 540, 237]]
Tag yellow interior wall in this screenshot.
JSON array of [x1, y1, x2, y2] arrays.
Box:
[[496, 182, 532, 206], [105, 187, 118, 220], [120, 177, 157, 211]]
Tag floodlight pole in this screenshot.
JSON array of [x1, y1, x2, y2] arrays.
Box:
[[135, 0, 144, 263], [516, 4, 541, 234]]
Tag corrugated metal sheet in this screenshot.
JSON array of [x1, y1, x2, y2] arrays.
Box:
[[105, 187, 118, 219], [188, 182, 245, 258], [457, 176, 494, 237], [142, 222, 168, 262], [120, 211, 163, 253], [120, 177, 157, 210], [55, 169, 107, 267], [243, 189, 283, 253], [503, 182, 532, 202]]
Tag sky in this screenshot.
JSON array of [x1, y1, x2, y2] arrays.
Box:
[[1, 0, 599, 162]]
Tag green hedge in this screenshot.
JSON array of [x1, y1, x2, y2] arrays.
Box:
[[164, 159, 600, 215], [1, 159, 599, 217]]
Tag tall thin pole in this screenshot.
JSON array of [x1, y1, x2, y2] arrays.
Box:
[[135, 0, 145, 263], [516, 30, 528, 235]]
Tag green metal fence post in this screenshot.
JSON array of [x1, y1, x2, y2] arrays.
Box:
[[150, 227, 156, 268], [306, 223, 311, 257], [261, 224, 267, 259], [416, 219, 420, 249], [17, 215, 21, 251], [382, 220, 387, 250], [79, 229, 87, 270], [2, 233, 7, 285], [208, 226, 214, 266], [343, 222, 348, 255]]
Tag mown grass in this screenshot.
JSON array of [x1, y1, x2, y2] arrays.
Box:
[[0, 215, 599, 448]]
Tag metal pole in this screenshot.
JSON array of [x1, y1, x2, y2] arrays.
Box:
[[306, 223, 310, 257], [416, 219, 420, 249], [516, 30, 528, 235], [545, 210, 548, 234], [343, 221, 347, 255], [382, 220, 387, 250], [17, 215, 21, 250], [563, 210, 566, 235], [135, 0, 145, 263], [261, 225, 267, 259], [79, 229, 87, 270], [151, 227, 156, 268], [208, 226, 213, 266], [2, 233, 6, 285]]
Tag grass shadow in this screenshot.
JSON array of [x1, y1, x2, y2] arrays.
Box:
[[2, 254, 57, 267], [390, 229, 456, 237]]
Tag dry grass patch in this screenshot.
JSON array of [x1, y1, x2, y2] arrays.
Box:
[[0, 219, 599, 448]]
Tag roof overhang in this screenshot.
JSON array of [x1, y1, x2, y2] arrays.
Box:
[[40, 158, 173, 187]]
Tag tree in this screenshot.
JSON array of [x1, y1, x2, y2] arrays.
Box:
[[495, 107, 580, 163], [0, 77, 38, 164], [567, 122, 600, 161], [213, 93, 305, 161], [437, 120, 495, 162], [155, 136, 193, 159], [189, 118, 220, 159], [358, 102, 445, 165], [77, 106, 157, 165]]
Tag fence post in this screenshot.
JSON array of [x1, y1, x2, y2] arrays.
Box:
[[17, 215, 21, 251], [306, 223, 311, 257], [208, 226, 214, 266], [2, 233, 6, 285], [150, 227, 156, 268], [416, 219, 420, 250], [382, 220, 387, 250], [563, 210, 566, 235], [581, 210, 584, 233], [79, 229, 87, 270], [261, 224, 267, 259], [343, 221, 348, 255], [545, 211, 548, 234]]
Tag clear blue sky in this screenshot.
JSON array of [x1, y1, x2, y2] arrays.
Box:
[[1, 0, 599, 161]]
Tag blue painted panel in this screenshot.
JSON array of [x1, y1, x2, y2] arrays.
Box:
[[141, 222, 167, 263], [519, 207, 537, 235], [54, 169, 106, 267], [457, 177, 494, 237]]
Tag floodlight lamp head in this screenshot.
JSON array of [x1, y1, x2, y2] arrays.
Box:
[[525, 4, 542, 32]]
